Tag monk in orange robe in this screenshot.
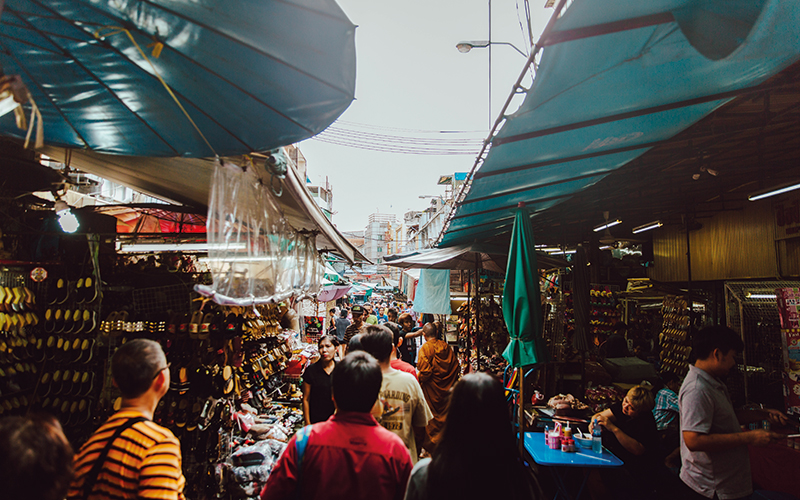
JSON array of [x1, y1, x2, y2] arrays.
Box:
[[417, 321, 460, 450]]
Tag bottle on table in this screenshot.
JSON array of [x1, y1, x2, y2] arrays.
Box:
[[592, 418, 602, 454]]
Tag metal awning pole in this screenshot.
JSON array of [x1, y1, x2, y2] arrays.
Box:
[[519, 367, 525, 456], [475, 254, 481, 372]]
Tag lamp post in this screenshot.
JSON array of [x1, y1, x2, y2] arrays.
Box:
[[456, 38, 527, 129]]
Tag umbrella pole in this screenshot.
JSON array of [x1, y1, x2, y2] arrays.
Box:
[[519, 367, 525, 456], [475, 254, 481, 372], [467, 269, 472, 373]]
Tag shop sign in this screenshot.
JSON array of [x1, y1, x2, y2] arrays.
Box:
[[774, 198, 800, 240], [304, 316, 324, 336], [781, 328, 800, 415]]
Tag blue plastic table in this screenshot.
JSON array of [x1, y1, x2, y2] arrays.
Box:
[[523, 432, 623, 500]]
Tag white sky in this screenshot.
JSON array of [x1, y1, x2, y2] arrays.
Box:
[[298, 0, 553, 234]]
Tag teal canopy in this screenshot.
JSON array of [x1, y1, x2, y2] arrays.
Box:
[[0, 0, 356, 157], [502, 206, 548, 368], [441, 0, 800, 246]]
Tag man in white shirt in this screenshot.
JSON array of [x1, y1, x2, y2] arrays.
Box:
[[360, 325, 433, 463]]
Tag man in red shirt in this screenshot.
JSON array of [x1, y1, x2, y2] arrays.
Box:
[[261, 352, 412, 500]]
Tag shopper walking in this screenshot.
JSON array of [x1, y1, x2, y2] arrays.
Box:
[[397, 313, 423, 367], [302, 335, 338, 425], [261, 351, 413, 500], [403, 372, 540, 500], [416, 322, 459, 449], [384, 321, 418, 379], [360, 325, 432, 463], [67, 338, 186, 500], [679, 326, 788, 500], [343, 305, 367, 350], [0, 414, 74, 500], [333, 310, 350, 358]]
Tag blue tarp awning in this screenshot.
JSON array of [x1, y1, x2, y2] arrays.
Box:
[[0, 0, 355, 157], [440, 0, 800, 246]]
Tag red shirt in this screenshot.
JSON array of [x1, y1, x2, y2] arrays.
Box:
[[391, 359, 418, 380], [261, 412, 412, 500]]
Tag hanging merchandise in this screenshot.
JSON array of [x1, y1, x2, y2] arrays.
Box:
[[197, 154, 324, 306]]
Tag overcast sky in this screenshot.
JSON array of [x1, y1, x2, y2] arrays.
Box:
[[298, 0, 552, 234]]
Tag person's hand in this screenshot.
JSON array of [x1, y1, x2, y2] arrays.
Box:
[[746, 429, 780, 447], [765, 408, 791, 426]]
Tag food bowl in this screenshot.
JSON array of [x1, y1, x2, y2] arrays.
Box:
[[574, 436, 593, 449]]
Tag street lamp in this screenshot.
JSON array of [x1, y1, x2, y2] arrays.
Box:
[[456, 40, 527, 58]]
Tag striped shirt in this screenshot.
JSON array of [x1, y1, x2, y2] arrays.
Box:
[[67, 410, 186, 500]]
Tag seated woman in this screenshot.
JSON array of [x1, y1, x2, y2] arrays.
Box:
[[589, 385, 659, 498]]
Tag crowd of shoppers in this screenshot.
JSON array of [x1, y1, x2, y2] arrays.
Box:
[[4, 295, 794, 500]]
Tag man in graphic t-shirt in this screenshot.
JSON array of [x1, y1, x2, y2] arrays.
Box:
[[360, 325, 432, 463]]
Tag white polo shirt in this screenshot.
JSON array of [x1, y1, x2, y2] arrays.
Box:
[[679, 365, 751, 499]]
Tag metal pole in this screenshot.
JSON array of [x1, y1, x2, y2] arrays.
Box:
[[467, 269, 472, 372], [686, 215, 693, 320], [488, 0, 492, 130], [475, 254, 481, 372], [519, 368, 525, 456]]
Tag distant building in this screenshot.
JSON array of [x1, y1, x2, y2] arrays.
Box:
[[363, 213, 398, 277], [403, 172, 467, 252]]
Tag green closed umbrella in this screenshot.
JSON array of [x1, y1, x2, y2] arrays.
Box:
[[502, 203, 549, 455], [502, 203, 549, 368]]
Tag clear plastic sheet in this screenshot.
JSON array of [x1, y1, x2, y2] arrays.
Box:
[[196, 158, 324, 306]]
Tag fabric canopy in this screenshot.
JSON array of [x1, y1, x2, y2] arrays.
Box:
[[441, 0, 800, 246], [317, 285, 351, 303], [0, 0, 355, 157], [383, 243, 568, 273], [412, 269, 452, 315]]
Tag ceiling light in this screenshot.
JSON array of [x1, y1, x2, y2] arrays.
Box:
[[117, 242, 247, 253], [593, 219, 621, 232], [745, 293, 776, 300], [538, 247, 561, 252], [54, 200, 79, 233], [547, 249, 576, 255], [632, 220, 663, 234], [599, 245, 613, 250], [748, 181, 800, 201]]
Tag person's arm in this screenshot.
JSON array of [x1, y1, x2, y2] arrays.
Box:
[[301, 381, 312, 426], [683, 429, 779, 452], [261, 434, 299, 500], [139, 436, 186, 500], [588, 408, 615, 433], [734, 408, 791, 426], [404, 329, 424, 339], [600, 418, 646, 456], [416, 345, 432, 384]]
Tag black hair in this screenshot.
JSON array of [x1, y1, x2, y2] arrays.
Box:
[[427, 373, 538, 500], [340, 310, 348, 318], [329, 308, 336, 314], [387, 307, 398, 319], [383, 321, 404, 346], [359, 325, 394, 362], [348, 334, 364, 353], [318, 335, 338, 347], [0, 414, 74, 500], [331, 351, 382, 412], [111, 338, 167, 398], [691, 325, 744, 362], [613, 322, 628, 334]]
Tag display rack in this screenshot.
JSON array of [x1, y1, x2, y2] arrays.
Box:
[[725, 281, 799, 409]]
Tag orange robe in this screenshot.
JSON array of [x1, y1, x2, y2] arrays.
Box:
[[417, 338, 460, 444]]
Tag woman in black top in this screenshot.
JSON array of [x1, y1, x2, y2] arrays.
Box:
[[302, 335, 338, 425]]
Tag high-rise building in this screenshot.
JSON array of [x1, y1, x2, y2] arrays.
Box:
[[363, 212, 397, 274]]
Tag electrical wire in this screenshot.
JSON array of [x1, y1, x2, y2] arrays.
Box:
[[311, 123, 485, 156]]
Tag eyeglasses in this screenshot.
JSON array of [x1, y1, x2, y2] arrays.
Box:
[[152, 362, 171, 380]]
